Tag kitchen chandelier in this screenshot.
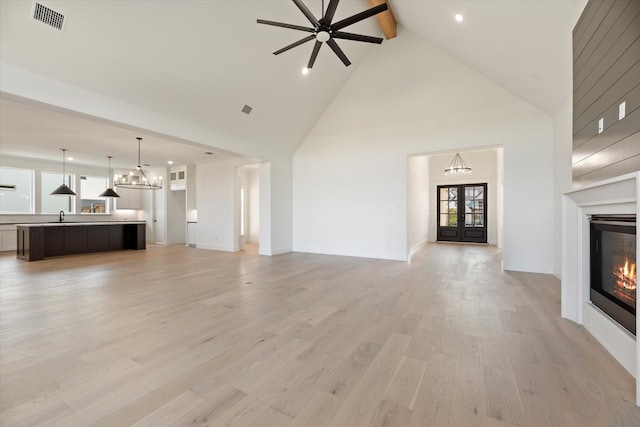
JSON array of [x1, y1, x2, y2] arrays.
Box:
[[115, 137, 162, 190], [98, 156, 120, 198], [50, 148, 77, 196], [444, 152, 472, 176]]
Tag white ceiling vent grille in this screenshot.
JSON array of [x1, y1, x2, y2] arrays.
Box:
[[32, 2, 65, 31]]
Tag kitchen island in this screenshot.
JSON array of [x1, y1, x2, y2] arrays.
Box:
[[16, 222, 146, 261]]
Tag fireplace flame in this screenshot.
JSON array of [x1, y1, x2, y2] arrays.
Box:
[[615, 258, 637, 291]]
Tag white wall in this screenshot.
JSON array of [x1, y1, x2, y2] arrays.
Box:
[[502, 133, 554, 273], [259, 162, 272, 255], [196, 157, 253, 251], [427, 150, 499, 245], [186, 164, 197, 222], [261, 158, 293, 255], [293, 29, 555, 272], [553, 96, 574, 278], [407, 155, 429, 256]]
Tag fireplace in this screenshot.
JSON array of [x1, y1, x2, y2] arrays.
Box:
[[590, 215, 637, 334]]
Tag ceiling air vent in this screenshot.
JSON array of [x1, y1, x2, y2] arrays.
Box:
[[32, 2, 65, 31], [241, 105, 253, 115]]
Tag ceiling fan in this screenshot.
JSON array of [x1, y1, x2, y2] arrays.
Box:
[[257, 0, 389, 68]]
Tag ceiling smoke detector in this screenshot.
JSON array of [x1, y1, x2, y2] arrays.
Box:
[[31, 2, 66, 31]]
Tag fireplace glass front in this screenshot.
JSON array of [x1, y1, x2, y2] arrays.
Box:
[[590, 215, 636, 335]]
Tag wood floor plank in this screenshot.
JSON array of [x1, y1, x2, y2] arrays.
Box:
[[1, 243, 639, 426], [382, 356, 427, 410], [288, 389, 341, 427], [130, 391, 204, 427], [484, 366, 525, 426], [329, 332, 412, 426]]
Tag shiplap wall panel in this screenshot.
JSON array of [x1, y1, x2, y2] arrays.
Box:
[[574, 1, 614, 56], [573, 0, 640, 187], [574, 24, 640, 115], [573, 131, 640, 176], [573, 155, 640, 186], [574, 0, 632, 76], [574, 60, 640, 133], [573, 82, 640, 150], [573, 105, 640, 163], [574, 0, 638, 86], [575, 81, 640, 150]]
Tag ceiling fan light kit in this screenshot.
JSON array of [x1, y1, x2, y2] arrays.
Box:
[[258, 0, 389, 69]]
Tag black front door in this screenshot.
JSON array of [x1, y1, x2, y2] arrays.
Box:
[[437, 183, 487, 243]]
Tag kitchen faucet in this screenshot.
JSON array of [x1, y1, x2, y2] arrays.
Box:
[[59, 211, 65, 223]]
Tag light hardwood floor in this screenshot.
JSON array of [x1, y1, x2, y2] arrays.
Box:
[[1, 243, 639, 426]]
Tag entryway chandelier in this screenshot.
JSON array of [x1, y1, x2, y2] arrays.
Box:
[[115, 137, 162, 190], [444, 152, 472, 176]]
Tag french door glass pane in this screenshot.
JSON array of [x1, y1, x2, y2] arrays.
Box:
[[440, 188, 449, 199], [441, 213, 457, 227]]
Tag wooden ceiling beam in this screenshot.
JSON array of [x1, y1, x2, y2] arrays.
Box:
[[368, 0, 396, 40]]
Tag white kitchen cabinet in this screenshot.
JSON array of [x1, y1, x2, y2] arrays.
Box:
[[170, 167, 186, 191], [0, 225, 17, 252], [187, 222, 197, 247], [115, 187, 142, 210]]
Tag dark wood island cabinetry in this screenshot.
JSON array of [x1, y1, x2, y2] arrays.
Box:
[[17, 222, 146, 261]]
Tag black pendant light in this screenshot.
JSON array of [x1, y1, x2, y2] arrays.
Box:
[[50, 148, 77, 196], [98, 156, 120, 198]]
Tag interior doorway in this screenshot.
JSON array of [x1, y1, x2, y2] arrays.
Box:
[[168, 189, 186, 244], [238, 164, 260, 251], [437, 183, 487, 243]]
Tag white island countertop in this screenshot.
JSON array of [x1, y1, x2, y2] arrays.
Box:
[[17, 221, 146, 227]]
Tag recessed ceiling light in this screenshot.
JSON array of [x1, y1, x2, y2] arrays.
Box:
[[455, 13, 464, 23], [67, 157, 74, 161], [167, 160, 173, 165], [302, 67, 310, 75]]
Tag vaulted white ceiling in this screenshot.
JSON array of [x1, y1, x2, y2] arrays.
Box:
[[0, 0, 586, 169]]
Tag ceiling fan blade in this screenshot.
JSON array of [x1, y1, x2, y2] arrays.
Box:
[[332, 2, 388, 31], [307, 41, 322, 68], [332, 31, 383, 44], [257, 19, 314, 33], [292, 0, 320, 27], [326, 38, 351, 66], [273, 35, 316, 55], [322, 0, 340, 25]]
